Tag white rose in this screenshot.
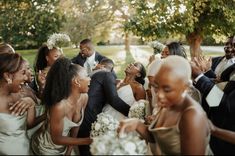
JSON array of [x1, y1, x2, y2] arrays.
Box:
[[102, 118, 109, 125], [124, 142, 136, 154], [139, 102, 145, 107], [96, 142, 106, 153], [113, 149, 124, 155], [108, 124, 115, 130], [94, 123, 101, 131]]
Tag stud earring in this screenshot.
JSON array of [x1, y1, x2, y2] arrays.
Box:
[[7, 79, 12, 84]]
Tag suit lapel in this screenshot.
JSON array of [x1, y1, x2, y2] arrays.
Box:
[[212, 56, 224, 71], [221, 63, 235, 81]]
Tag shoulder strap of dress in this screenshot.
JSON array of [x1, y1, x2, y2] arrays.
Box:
[[77, 107, 84, 126], [176, 106, 197, 132]]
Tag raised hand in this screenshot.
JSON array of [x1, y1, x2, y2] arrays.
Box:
[[190, 61, 203, 79], [9, 97, 35, 116], [148, 55, 155, 64], [37, 70, 47, 88], [198, 55, 212, 72]]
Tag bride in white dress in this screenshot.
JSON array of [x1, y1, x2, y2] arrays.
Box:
[[102, 62, 146, 121]]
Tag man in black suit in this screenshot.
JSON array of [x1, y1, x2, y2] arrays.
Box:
[[191, 36, 235, 154], [77, 58, 130, 155], [71, 39, 106, 75], [203, 36, 235, 81]]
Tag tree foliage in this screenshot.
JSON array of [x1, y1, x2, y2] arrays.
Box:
[[60, 0, 122, 47], [125, 0, 235, 57], [0, 0, 64, 49]]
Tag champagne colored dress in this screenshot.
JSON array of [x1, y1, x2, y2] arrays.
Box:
[[148, 106, 213, 155], [31, 108, 84, 155], [0, 113, 30, 155]]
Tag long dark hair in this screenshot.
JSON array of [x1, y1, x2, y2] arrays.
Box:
[[42, 57, 83, 106], [34, 44, 50, 73], [135, 62, 146, 85], [0, 53, 24, 79], [34, 44, 60, 73]]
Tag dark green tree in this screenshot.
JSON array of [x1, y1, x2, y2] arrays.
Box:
[[0, 0, 64, 49], [125, 0, 235, 57]]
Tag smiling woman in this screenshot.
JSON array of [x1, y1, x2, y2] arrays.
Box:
[[0, 53, 36, 155], [31, 57, 92, 155]]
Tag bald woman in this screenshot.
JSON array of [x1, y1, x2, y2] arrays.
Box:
[[118, 56, 213, 155]]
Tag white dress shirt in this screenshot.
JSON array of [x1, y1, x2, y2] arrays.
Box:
[[84, 52, 96, 75], [214, 57, 235, 78]]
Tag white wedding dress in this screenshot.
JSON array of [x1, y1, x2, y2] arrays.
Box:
[[102, 84, 136, 121]]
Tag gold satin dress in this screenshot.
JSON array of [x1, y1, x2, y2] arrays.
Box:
[[148, 106, 213, 155], [31, 108, 84, 155], [0, 113, 30, 155]]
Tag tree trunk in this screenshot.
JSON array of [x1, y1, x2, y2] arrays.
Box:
[[186, 31, 203, 58], [124, 32, 130, 52]]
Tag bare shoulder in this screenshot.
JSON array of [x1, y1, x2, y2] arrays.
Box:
[[131, 81, 145, 91], [130, 82, 146, 100], [50, 101, 65, 117], [180, 96, 207, 126], [51, 101, 65, 111]]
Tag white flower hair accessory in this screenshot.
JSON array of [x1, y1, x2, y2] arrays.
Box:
[[148, 40, 165, 54], [90, 131, 147, 155], [46, 33, 71, 50]]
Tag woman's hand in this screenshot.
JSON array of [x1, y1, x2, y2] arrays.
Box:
[[148, 55, 155, 64], [145, 115, 155, 125], [9, 97, 35, 116], [117, 118, 140, 135], [37, 70, 46, 89], [208, 119, 217, 134]]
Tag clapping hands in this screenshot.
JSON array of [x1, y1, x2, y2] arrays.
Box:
[[193, 55, 212, 72], [190, 55, 212, 78]]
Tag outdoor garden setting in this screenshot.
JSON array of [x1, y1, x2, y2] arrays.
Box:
[[0, 0, 235, 155]]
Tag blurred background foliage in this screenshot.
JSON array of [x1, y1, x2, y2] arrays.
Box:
[[0, 0, 234, 57]]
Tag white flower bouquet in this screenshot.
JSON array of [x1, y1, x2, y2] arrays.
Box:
[[128, 99, 149, 120], [47, 33, 71, 50], [90, 113, 119, 137], [90, 131, 147, 155], [148, 40, 165, 54]]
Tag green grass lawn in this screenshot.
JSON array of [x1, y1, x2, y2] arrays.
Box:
[[16, 45, 221, 79]]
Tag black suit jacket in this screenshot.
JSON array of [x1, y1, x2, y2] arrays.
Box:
[[195, 76, 235, 154], [78, 71, 130, 137], [204, 56, 224, 78], [71, 51, 106, 66], [204, 56, 235, 82]]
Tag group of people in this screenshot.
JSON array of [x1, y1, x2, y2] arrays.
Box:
[[0, 36, 235, 155]]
